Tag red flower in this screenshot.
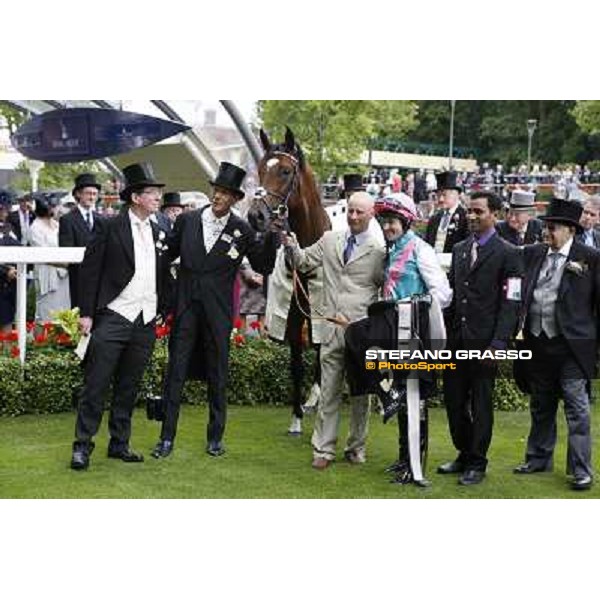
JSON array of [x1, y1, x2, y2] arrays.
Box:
[[7, 330, 18, 342], [55, 333, 72, 346], [34, 333, 48, 345], [26, 321, 36, 332], [155, 325, 170, 339], [233, 317, 243, 330], [10, 345, 19, 358], [42, 322, 53, 333], [233, 333, 245, 347], [0, 331, 6, 342], [250, 321, 261, 331]]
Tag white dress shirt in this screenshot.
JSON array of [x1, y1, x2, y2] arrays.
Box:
[[107, 210, 157, 324], [202, 208, 230, 253]]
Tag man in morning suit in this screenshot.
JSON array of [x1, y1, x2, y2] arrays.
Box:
[[514, 198, 600, 491], [151, 162, 281, 459], [438, 191, 522, 485], [496, 189, 543, 247], [8, 193, 35, 244], [576, 196, 600, 249], [282, 192, 385, 470], [70, 163, 170, 470], [59, 173, 103, 309], [424, 171, 469, 253]]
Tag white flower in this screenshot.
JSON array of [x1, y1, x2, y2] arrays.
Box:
[[158, 231, 166, 241], [233, 229, 242, 238], [565, 260, 587, 276], [227, 246, 239, 260]]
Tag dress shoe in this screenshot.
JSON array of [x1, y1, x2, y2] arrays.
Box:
[[206, 441, 226, 457], [344, 449, 366, 465], [458, 469, 486, 486], [151, 440, 174, 459], [571, 475, 593, 491], [437, 460, 465, 475], [70, 441, 94, 471], [513, 462, 552, 475], [311, 456, 332, 470], [107, 446, 144, 462]]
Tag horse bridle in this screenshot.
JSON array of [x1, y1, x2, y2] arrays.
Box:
[[255, 150, 299, 221]]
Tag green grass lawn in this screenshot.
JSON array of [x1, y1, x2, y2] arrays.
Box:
[[1, 404, 598, 498]]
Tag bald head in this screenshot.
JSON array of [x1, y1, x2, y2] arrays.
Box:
[[347, 191, 375, 235]]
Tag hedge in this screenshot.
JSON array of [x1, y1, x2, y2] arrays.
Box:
[[0, 338, 529, 416]]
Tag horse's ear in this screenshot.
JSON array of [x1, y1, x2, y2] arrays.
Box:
[[284, 127, 296, 153], [296, 142, 306, 171], [259, 128, 271, 152]]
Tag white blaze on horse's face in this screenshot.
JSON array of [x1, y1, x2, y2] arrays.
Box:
[[266, 158, 280, 170]]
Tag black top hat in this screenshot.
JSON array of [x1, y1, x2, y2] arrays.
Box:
[[120, 162, 165, 202], [209, 162, 246, 199], [540, 197, 583, 233], [72, 173, 101, 195], [343, 173, 365, 193], [161, 192, 185, 209], [436, 171, 462, 192]]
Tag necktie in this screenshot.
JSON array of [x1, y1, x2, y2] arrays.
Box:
[[517, 231, 525, 246], [86, 211, 93, 231], [544, 253, 560, 280], [439, 210, 451, 232], [343, 235, 356, 265], [470, 240, 479, 267]]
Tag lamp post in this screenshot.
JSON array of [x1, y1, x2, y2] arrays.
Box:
[[449, 100, 456, 170], [527, 118, 537, 175]]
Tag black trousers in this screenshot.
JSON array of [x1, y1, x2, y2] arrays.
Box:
[[75, 310, 156, 449], [525, 333, 592, 478], [161, 305, 229, 444], [443, 346, 497, 472]]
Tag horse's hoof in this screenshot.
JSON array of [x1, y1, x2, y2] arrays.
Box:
[[287, 416, 302, 435]]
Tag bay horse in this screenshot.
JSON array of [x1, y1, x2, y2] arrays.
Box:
[[248, 127, 331, 434]]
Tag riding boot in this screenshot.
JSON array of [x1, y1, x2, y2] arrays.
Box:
[[390, 405, 413, 484]]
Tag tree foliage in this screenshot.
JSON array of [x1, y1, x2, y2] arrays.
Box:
[[408, 100, 598, 168], [257, 100, 417, 179], [572, 101, 600, 135]]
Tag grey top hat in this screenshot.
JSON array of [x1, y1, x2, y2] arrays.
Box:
[[509, 190, 536, 210]]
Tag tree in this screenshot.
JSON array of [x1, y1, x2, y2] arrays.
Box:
[[572, 101, 600, 135], [257, 100, 417, 180]]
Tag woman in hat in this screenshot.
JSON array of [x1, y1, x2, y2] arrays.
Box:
[[29, 194, 71, 320], [345, 192, 451, 485]]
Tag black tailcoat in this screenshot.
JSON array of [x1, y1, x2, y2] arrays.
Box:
[[59, 208, 104, 309], [424, 205, 469, 253]]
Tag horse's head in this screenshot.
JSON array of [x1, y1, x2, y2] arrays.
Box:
[[248, 126, 305, 233]]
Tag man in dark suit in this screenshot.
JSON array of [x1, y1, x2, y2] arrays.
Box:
[[151, 162, 281, 459], [8, 193, 35, 244], [496, 189, 543, 247], [424, 171, 469, 253], [159, 192, 185, 230], [576, 197, 600, 249], [70, 163, 170, 470], [514, 198, 600, 491], [59, 173, 103, 309], [438, 191, 522, 485]]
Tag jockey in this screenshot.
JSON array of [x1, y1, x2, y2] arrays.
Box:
[[345, 192, 452, 485]]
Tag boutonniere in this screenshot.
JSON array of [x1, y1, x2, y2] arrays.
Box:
[[448, 223, 456, 232], [158, 231, 166, 241], [156, 240, 168, 253], [233, 229, 242, 238], [227, 246, 240, 260], [565, 260, 588, 276]]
